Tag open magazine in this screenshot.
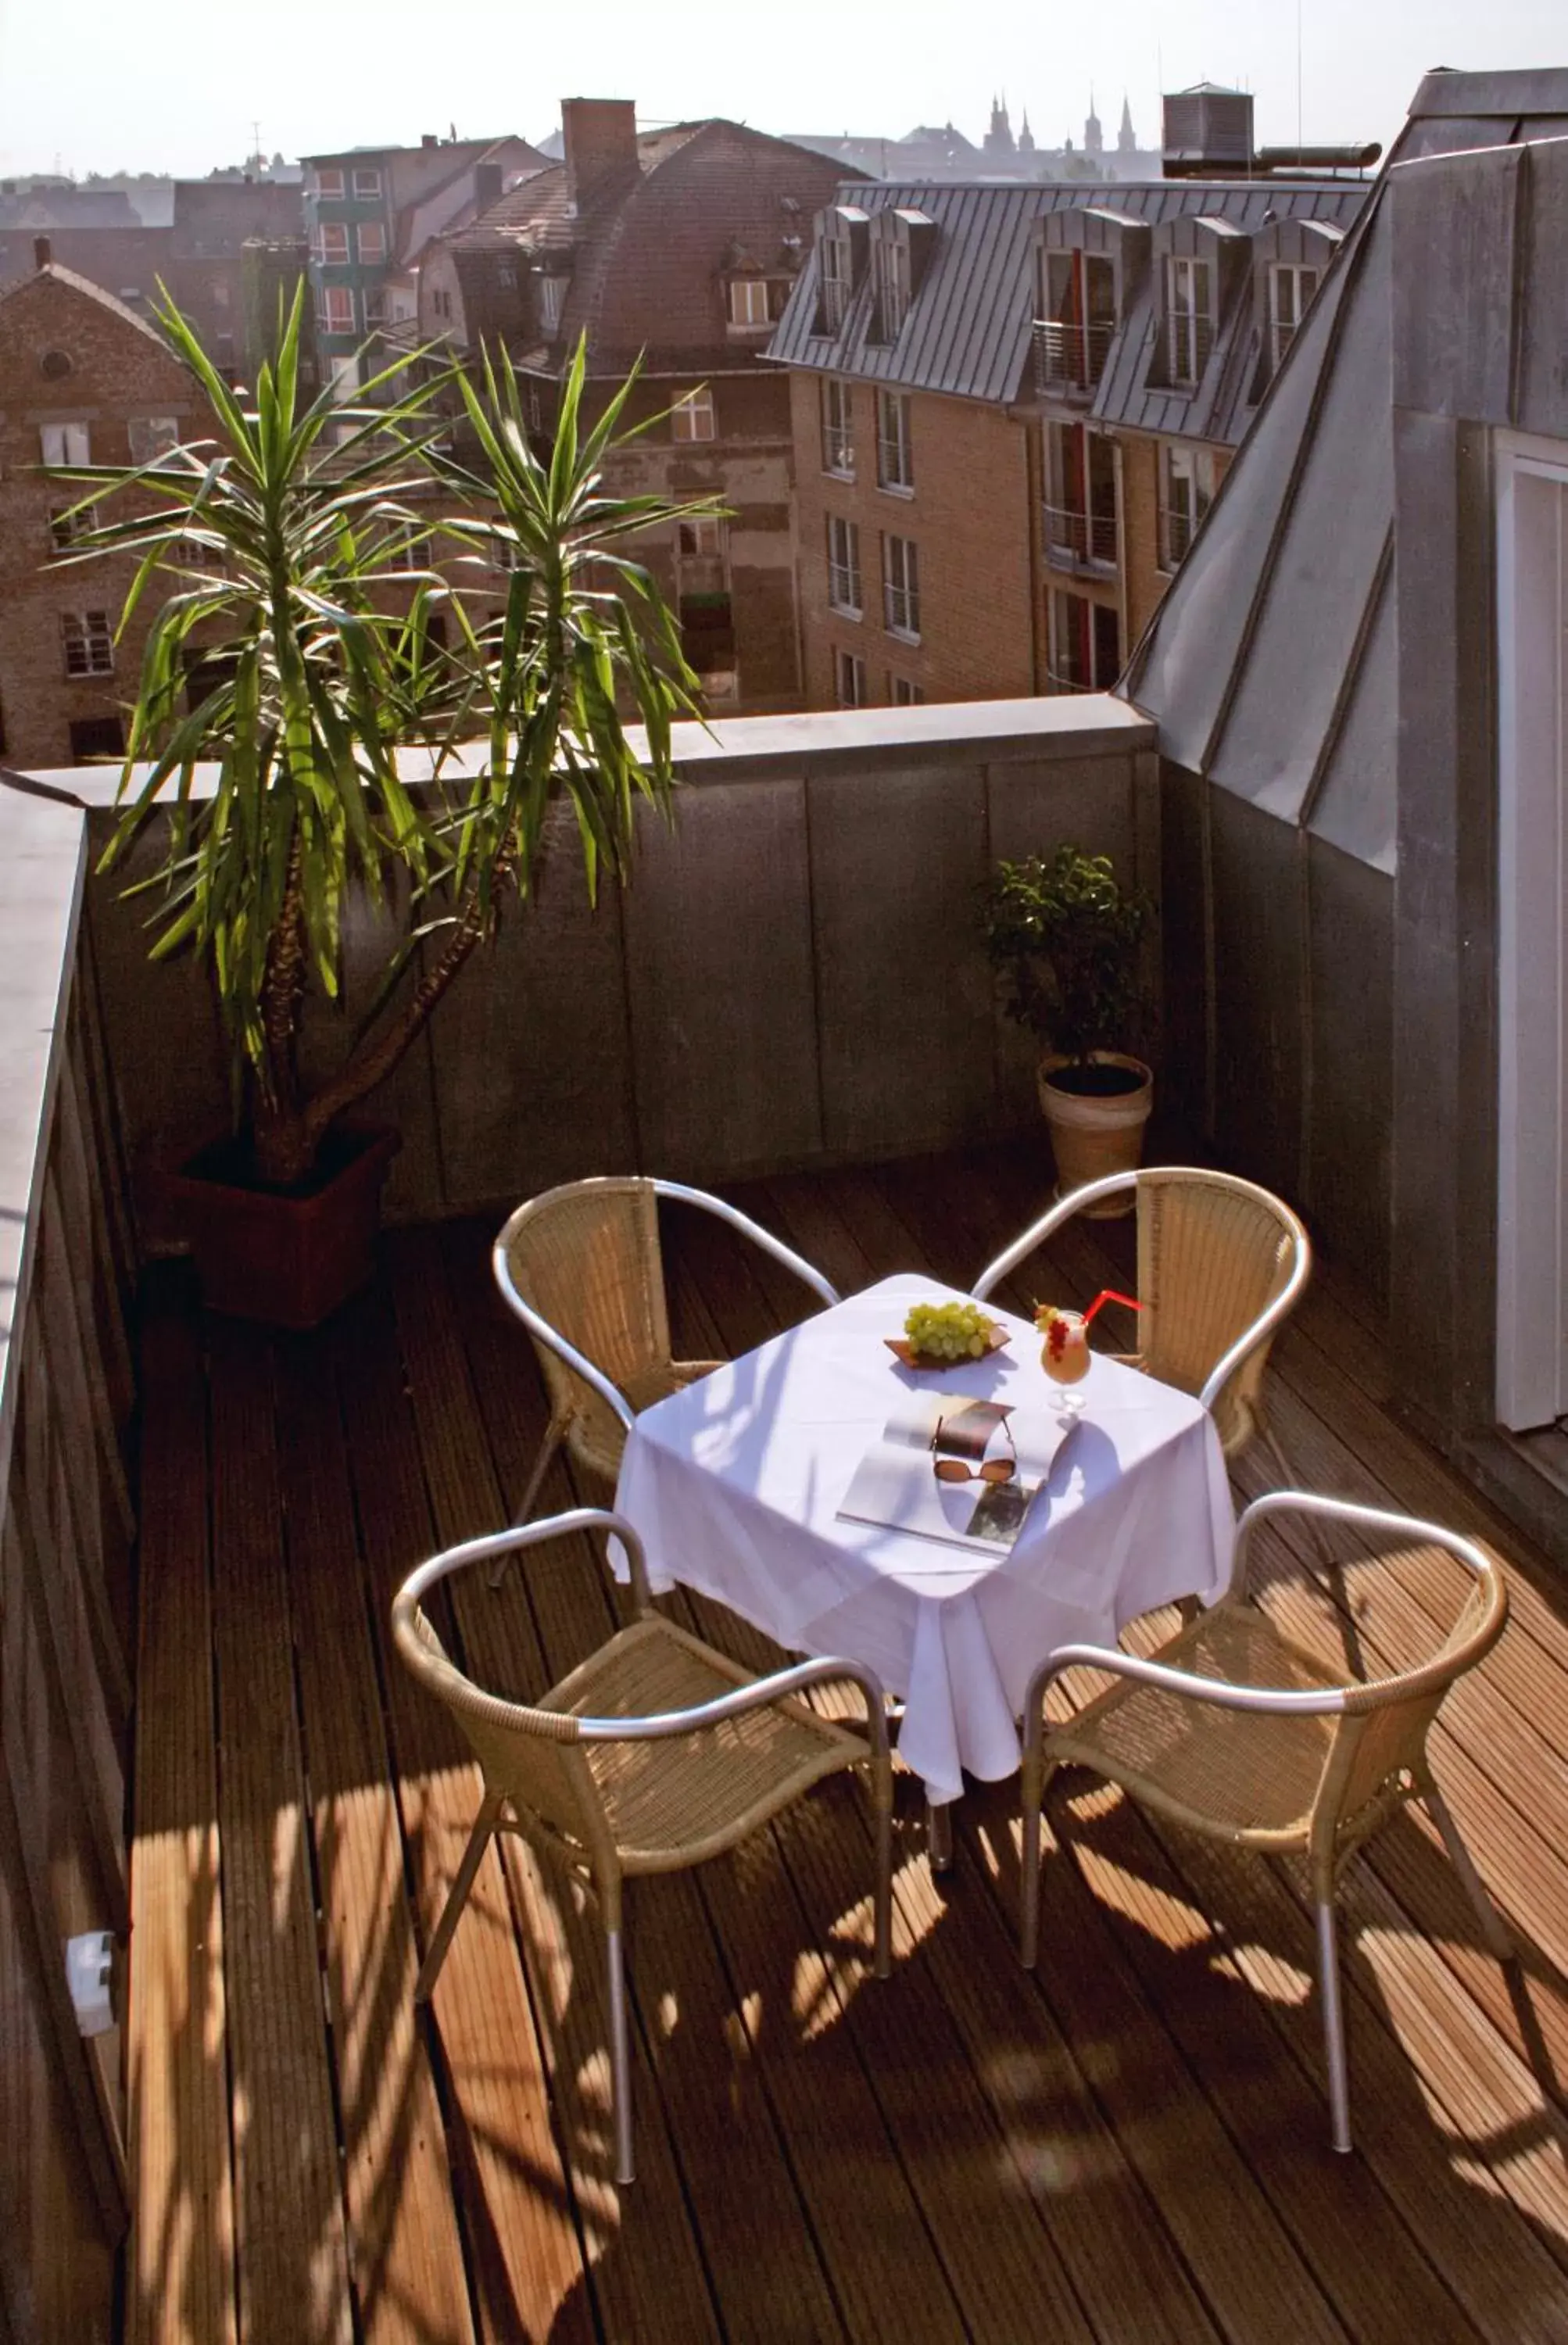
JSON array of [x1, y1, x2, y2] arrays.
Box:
[[836, 1393, 1069, 1556]]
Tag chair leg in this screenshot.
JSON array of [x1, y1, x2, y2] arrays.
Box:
[[1423, 1780, 1516, 1962], [416, 1790, 503, 2003], [1314, 1886, 1353, 2153], [488, 1415, 567, 1586], [871, 1774, 893, 1981], [1019, 1758, 1056, 1971], [607, 1924, 635, 2187]]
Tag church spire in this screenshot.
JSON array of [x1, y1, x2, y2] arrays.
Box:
[[1118, 93, 1137, 153]]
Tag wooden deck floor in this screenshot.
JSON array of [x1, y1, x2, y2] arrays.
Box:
[[126, 1144, 1568, 2345]]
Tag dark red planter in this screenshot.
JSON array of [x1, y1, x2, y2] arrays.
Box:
[[166, 1125, 401, 1330]]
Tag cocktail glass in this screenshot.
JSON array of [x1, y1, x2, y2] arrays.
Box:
[[1040, 1309, 1090, 1419]]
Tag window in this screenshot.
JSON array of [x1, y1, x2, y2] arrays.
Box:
[[1043, 419, 1118, 570], [1269, 263, 1319, 372], [1039, 251, 1118, 392], [330, 354, 360, 403], [352, 166, 382, 199], [496, 260, 517, 292], [430, 286, 453, 323], [729, 277, 771, 328], [384, 531, 426, 573], [317, 285, 356, 336], [1166, 256, 1212, 388], [820, 234, 850, 331], [821, 379, 854, 477], [835, 649, 867, 707], [356, 220, 388, 265], [48, 500, 96, 550], [313, 166, 345, 199], [876, 391, 912, 492], [872, 235, 910, 342], [314, 222, 349, 264], [678, 517, 725, 559], [671, 386, 716, 443], [1047, 590, 1120, 692], [127, 416, 179, 465], [489, 532, 521, 573], [826, 514, 862, 615], [68, 715, 124, 761], [363, 287, 388, 327], [166, 534, 219, 570], [1158, 443, 1215, 571], [890, 675, 924, 706], [40, 421, 89, 467], [61, 610, 113, 678], [882, 533, 920, 639], [539, 275, 567, 331]]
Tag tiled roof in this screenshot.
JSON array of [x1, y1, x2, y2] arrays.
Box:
[[0, 260, 171, 348], [766, 175, 1367, 428]]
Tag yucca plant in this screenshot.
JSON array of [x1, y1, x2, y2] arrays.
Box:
[[55, 290, 708, 1188]]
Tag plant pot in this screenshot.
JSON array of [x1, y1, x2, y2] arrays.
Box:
[[165, 1124, 401, 1330], [1036, 1054, 1153, 1218]]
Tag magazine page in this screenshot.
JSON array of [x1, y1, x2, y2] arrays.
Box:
[[836, 1393, 1067, 1555]]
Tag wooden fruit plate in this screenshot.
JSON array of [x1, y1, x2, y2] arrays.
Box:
[[884, 1322, 1010, 1371]]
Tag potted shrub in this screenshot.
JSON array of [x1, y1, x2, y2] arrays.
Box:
[[982, 845, 1153, 1215], [59, 295, 708, 1326]]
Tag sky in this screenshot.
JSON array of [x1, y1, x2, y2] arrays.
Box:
[[0, 0, 1563, 179]]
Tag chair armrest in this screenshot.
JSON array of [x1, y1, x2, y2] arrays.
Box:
[[653, 1180, 841, 1309], [575, 1652, 892, 1761], [1233, 1489, 1495, 1591], [490, 1252, 638, 1434], [1022, 1638, 1349, 1768], [398, 1507, 655, 1613], [972, 1174, 1137, 1301]]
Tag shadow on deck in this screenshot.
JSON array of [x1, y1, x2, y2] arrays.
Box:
[[127, 1142, 1568, 2345]]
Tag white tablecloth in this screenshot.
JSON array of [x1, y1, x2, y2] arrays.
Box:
[[613, 1272, 1235, 1806]]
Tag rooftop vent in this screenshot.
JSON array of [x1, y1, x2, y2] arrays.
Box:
[[33, 234, 51, 271], [1162, 85, 1254, 178]]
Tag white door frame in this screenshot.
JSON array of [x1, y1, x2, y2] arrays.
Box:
[[1495, 430, 1568, 1429]]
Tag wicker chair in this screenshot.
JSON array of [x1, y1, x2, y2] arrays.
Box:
[[972, 1166, 1310, 1471], [1019, 1491, 1512, 2153], [493, 1178, 841, 1543], [393, 1505, 893, 2186]]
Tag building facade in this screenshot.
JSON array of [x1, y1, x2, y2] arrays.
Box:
[[300, 134, 546, 399], [771, 172, 1366, 711], [421, 101, 857, 714], [0, 260, 206, 768]]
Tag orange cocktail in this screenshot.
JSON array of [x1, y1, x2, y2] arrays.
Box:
[[1037, 1305, 1090, 1401]]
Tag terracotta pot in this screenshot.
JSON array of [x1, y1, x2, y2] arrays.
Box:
[[164, 1124, 400, 1330], [1036, 1053, 1153, 1218]]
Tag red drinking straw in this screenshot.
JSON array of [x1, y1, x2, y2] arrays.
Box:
[[1083, 1289, 1143, 1326]]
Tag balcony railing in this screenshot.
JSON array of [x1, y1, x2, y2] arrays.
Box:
[[1033, 318, 1115, 397], [1043, 503, 1119, 571], [1160, 503, 1198, 571]]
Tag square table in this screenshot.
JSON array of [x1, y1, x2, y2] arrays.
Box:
[[613, 1271, 1235, 1810]]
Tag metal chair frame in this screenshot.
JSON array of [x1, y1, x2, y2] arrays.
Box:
[[492, 1179, 841, 1549], [972, 1166, 1312, 1471], [394, 1507, 893, 2187], [1019, 1491, 1513, 2153]]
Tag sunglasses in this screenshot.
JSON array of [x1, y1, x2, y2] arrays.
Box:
[[930, 1416, 1018, 1484]]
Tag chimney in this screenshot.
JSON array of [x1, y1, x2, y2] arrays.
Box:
[[473, 160, 503, 213], [561, 98, 638, 213], [421, 132, 439, 150], [33, 234, 51, 271]]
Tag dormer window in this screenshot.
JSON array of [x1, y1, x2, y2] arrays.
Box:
[[872, 237, 911, 343], [1166, 256, 1212, 388], [1269, 262, 1319, 371], [728, 277, 786, 328], [820, 234, 851, 331], [1039, 250, 1117, 394]]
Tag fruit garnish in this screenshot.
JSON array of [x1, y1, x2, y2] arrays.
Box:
[[1033, 1303, 1079, 1361], [903, 1298, 995, 1362]]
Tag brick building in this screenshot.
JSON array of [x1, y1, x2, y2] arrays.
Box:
[[0, 177, 303, 377], [770, 166, 1366, 709], [420, 100, 860, 713], [0, 258, 206, 768], [300, 135, 546, 398]]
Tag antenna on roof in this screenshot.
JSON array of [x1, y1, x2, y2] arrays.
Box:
[[1296, 0, 1304, 155]]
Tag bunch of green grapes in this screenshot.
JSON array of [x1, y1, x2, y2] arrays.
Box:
[[904, 1298, 994, 1361]]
